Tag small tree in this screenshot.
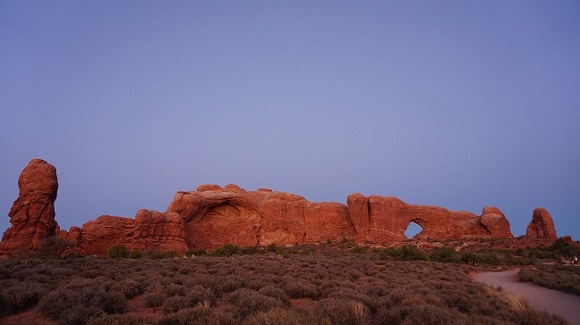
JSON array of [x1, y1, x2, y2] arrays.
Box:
[[108, 245, 129, 258]]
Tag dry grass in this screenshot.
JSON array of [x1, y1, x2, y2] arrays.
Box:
[[0, 250, 569, 325]]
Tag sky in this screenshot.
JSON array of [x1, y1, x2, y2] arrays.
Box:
[[1, 1, 579, 240]]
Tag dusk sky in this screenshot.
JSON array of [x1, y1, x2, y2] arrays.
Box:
[[1, 1, 579, 240]]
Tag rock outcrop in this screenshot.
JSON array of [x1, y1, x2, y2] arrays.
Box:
[[0, 159, 60, 256], [2, 159, 562, 257], [167, 185, 355, 249], [347, 194, 513, 242], [526, 208, 557, 240]]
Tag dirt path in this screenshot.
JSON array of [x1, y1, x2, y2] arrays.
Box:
[[472, 269, 580, 325]]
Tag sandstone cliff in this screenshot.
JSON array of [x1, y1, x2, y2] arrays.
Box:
[[0, 159, 560, 257]]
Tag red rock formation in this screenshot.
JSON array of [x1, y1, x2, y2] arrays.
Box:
[[0, 160, 541, 257], [0, 159, 60, 256], [526, 208, 557, 240], [348, 194, 513, 242], [132, 209, 188, 252], [167, 186, 354, 249]]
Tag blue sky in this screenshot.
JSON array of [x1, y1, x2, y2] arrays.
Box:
[[1, 1, 579, 240]]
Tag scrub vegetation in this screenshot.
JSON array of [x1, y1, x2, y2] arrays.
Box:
[[0, 240, 572, 325], [519, 265, 580, 296]]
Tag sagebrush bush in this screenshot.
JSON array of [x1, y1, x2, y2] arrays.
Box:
[[242, 308, 331, 325], [282, 279, 319, 299], [87, 313, 158, 325], [143, 291, 166, 310], [0, 281, 48, 314], [258, 285, 291, 306], [377, 304, 467, 325], [37, 286, 126, 324], [185, 285, 216, 307], [314, 298, 370, 325], [225, 288, 286, 319]]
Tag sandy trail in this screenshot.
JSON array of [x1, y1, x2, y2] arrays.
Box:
[[472, 269, 580, 325]]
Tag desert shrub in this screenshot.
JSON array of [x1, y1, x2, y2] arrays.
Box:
[[283, 280, 320, 299], [429, 247, 460, 263], [326, 288, 376, 312], [0, 281, 48, 314], [185, 285, 216, 307], [519, 265, 580, 295], [314, 298, 370, 325], [210, 244, 240, 257], [350, 245, 367, 253], [241, 246, 260, 255], [163, 295, 189, 314], [213, 274, 245, 296], [158, 306, 215, 325], [143, 291, 166, 310], [37, 286, 126, 324], [480, 253, 501, 265], [548, 238, 580, 257], [185, 249, 207, 257], [266, 243, 278, 253], [87, 313, 158, 325], [110, 279, 143, 298], [242, 308, 331, 325], [225, 288, 286, 319], [258, 285, 291, 306], [108, 245, 129, 258], [376, 304, 467, 325], [128, 250, 143, 259], [460, 252, 483, 265], [164, 283, 188, 296], [382, 245, 427, 261]]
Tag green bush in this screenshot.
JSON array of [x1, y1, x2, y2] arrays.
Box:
[[128, 250, 143, 259], [144, 250, 177, 259], [460, 252, 482, 265], [210, 244, 240, 257], [382, 245, 427, 261], [108, 245, 129, 258], [241, 246, 260, 255], [429, 247, 459, 263]]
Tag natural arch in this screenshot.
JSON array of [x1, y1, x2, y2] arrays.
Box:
[[404, 221, 424, 240]]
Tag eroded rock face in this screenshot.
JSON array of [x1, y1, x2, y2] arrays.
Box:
[[167, 186, 354, 249], [526, 208, 557, 240], [0, 159, 60, 256], [348, 194, 513, 242], [0, 160, 537, 256]]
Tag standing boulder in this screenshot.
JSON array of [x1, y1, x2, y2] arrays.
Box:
[[526, 208, 557, 240], [0, 159, 60, 256]]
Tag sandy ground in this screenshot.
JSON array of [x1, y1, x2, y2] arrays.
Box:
[[472, 269, 580, 325]]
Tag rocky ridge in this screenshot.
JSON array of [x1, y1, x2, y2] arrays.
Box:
[[0, 159, 560, 256]]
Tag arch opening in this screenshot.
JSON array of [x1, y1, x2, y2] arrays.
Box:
[[404, 221, 424, 240]]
